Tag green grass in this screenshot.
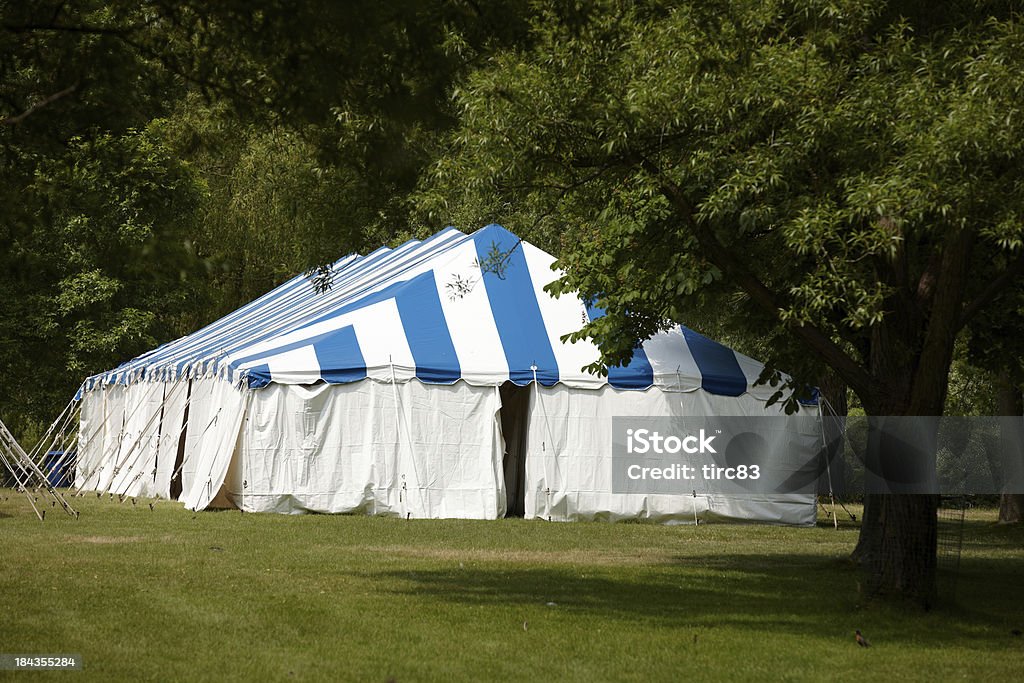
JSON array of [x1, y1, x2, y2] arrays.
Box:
[[2, 492, 1023, 682]]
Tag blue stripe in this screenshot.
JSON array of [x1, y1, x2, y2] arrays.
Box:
[[608, 345, 655, 389], [681, 327, 747, 396], [246, 364, 272, 389], [313, 326, 367, 384], [231, 271, 460, 384], [475, 225, 559, 385], [393, 271, 460, 383], [585, 304, 655, 389]]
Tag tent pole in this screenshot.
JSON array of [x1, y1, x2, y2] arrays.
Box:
[[816, 399, 839, 529], [389, 358, 400, 514], [530, 364, 557, 522], [0, 419, 53, 520], [0, 448, 44, 521], [27, 395, 79, 463], [389, 358, 422, 517]]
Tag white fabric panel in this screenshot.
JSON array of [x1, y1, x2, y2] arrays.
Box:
[[87, 384, 126, 491], [433, 241, 509, 385], [146, 379, 189, 499], [522, 242, 603, 388], [523, 384, 817, 525], [74, 388, 105, 490], [703, 494, 816, 525], [109, 382, 164, 497], [644, 327, 704, 392], [260, 345, 323, 385], [180, 378, 218, 498], [182, 379, 249, 511], [230, 380, 504, 518]]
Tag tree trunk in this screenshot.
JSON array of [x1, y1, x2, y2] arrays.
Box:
[[852, 419, 940, 606], [997, 379, 1024, 524], [852, 388, 944, 606], [999, 494, 1024, 524]]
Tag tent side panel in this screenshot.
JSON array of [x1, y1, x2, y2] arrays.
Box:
[[110, 382, 164, 498], [75, 384, 127, 491], [182, 378, 250, 511], [75, 388, 106, 490], [148, 379, 188, 499], [231, 380, 504, 518], [178, 378, 218, 499], [523, 385, 818, 526]]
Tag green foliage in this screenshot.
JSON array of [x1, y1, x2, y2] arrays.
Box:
[[2, 128, 207, 421], [0, 1, 535, 437], [423, 0, 1024, 414]]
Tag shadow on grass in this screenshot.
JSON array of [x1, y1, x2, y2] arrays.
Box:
[[952, 520, 1024, 552], [373, 552, 1022, 647]]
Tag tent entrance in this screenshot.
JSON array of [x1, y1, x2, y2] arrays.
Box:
[[499, 381, 531, 517], [169, 379, 191, 501]]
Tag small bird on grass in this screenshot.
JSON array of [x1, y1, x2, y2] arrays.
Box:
[[855, 629, 871, 648]]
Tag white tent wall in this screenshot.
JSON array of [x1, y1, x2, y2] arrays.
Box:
[[147, 379, 189, 499], [74, 377, 247, 506], [75, 384, 127, 492], [108, 381, 163, 497], [179, 378, 218, 498], [75, 376, 818, 524], [181, 378, 249, 511], [71, 225, 825, 525], [226, 380, 505, 518], [524, 384, 819, 526], [75, 383, 107, 489]]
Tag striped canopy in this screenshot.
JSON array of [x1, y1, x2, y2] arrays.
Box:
[[83, 224, 778, 398]]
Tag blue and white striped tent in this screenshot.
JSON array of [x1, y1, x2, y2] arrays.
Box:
[[75, 224, 819, 524]]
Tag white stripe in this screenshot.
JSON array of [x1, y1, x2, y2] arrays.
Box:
[[644, 327, 703, 391], [264, 346, 322, 385], [234, 299, 415, 382], [521, 242, 603, 387], [433, 240, 509, 385]]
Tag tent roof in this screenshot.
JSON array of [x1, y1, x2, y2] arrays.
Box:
[[82, 224, 786, 400]]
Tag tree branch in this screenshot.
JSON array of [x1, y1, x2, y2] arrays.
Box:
[[909, 227, 975, 415], [631, 152, 873, 399], [958, 250, 1024, 331], [1, 82, 78, 125]]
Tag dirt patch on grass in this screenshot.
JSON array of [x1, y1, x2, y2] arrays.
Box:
[[73, 535, 146, 544]]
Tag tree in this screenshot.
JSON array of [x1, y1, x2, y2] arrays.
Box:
[[421, 0, 1024, 603], [1, 1, 198, 435], [1, 0, 535, 434]]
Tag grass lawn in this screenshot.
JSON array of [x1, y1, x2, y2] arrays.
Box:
[[1, 492, 1023, 682]]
